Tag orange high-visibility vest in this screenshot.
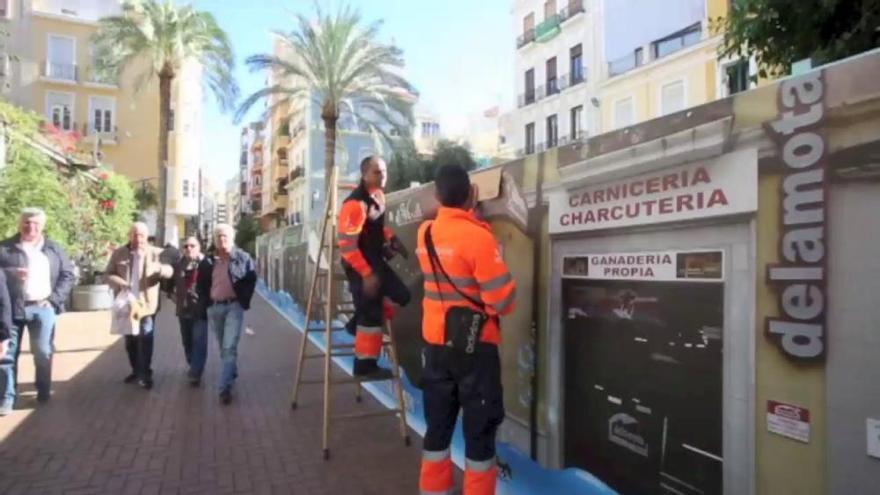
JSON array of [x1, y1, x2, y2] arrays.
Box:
[[337, 186, 393, 277], [416, 207, 516, 345]]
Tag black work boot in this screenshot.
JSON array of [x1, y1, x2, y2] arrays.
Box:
[[352, 358, 393, 381]]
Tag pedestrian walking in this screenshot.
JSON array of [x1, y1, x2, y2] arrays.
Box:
[[173, 236, 207, 386], [416, 164, 517, 495], [105, 222, 174, 390], [0, 272, 16, 416], [0, 208, 76, 414], [196, 224, 256, 404]]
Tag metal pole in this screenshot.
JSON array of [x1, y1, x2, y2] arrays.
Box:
[[322, 163, 339, 460]]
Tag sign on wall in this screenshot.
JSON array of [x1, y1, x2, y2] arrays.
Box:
[[549, 148, 758, 234], [763, 69, 829, 361], [767, 400, 811, 443], [562, 249, 724, 282]]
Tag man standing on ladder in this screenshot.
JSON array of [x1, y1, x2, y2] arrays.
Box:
[[337, 155, 410, 380], [416, 164, 516, 495]]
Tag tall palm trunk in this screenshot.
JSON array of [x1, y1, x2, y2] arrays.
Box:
[[322, 108, 339, 297], [156, 66, 174, 245]]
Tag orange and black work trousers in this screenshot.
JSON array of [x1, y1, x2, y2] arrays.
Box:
[[419, 343, 505, 495], [343, 262, 410, 370]]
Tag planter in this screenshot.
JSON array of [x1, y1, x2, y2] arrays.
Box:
[[71, 284, 114, 311]]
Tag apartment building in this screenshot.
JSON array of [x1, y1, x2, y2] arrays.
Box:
[[1, 0, 202, 244], [500, 0, 748, 155], [239, 121, 264, 217]]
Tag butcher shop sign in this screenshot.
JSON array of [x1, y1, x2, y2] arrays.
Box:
[[549, 148, 758, 234]]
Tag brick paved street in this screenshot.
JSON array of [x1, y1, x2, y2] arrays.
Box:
[[0, 295, 422, 494]]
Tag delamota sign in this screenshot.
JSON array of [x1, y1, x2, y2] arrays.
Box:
[[764, 69, 829, 361], [549, 148, 758, 234]]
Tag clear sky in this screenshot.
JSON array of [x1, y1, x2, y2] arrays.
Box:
[[190, 0, 514, 189]]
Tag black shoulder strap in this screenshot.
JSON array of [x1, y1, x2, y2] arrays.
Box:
[[424, 224, 485, 311]]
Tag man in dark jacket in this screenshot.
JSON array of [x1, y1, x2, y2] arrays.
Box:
[[0, 271, 15, 416], [0, 208, 75, 414], [196, 224, 257, 404], [174, 236, 206, 386]]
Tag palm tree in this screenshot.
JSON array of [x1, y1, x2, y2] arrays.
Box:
[[235, 5, 416, 183], [92, 0, 239, 243]]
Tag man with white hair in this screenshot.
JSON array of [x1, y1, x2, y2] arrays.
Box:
[[0, 208, 75, 415], [105, 222, 173, 390], [196, 223, 256, 404]]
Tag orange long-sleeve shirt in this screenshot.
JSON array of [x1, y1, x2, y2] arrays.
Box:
[[416, 207, 516, 345]]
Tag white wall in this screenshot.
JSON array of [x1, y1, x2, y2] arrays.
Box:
[[502, 0, 599, 154]]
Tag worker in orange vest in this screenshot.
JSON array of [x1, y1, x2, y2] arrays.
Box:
[[416, 164, 517, 495], [338, 155, 410, 379]]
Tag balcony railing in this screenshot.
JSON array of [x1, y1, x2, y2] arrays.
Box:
[[570, 67, 587, 86], [535, 14, 560, 42], [516, 28, 536, 49], [546, 78, 560, 96], [43, 61, 77, 81], [81, 123, 118, 143], [559, 0, 586, 22], [276, 177, 289, 196], [518, 90, 537, 108], [289, 166, 304, 182], [85, 68, 118, 86], [608, 48, 644, 77]]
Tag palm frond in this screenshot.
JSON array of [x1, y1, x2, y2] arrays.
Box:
[[91, 0, 239, 111]]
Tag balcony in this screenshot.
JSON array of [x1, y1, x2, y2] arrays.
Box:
[[535, 14, 561, 42], [275, 177, 289, 196], [81, 122, 118, 144], [84, 68, 118, 87], [559, 0, 586, 23], [546, 78, 560, 97], [652, 22, 702, 60], [608, 48, 644, 77], [516, 28, 536, 49], [42, 61, 77, 82], [289, 166, 304, 183], [277, 124, 291, 147], [517, 90, 537, 108]]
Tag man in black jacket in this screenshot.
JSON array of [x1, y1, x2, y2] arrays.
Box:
[[0, 271, 14, 415], [174, 237, 206, 386], [196, 224, 257, 404], [0, 208, 75, 414]]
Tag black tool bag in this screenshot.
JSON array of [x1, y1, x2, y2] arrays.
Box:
[[424, 225, 491, 358]]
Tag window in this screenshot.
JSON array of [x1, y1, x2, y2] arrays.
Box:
[[660, 80, 686, 115], [652, 22, 702, 59], [525, 69, 535, 104], [570, 44, 583, 84], [182, 179, 191, 198], [543, 0, 557, 19], [0, 0, 9, 19], [523, 12, 535, 33], [0, 53, 8, 77], [613, 97, 634, 129], [88, 96, 115, 133], [525, 123, 535, 154], [46, 91, 74, 131], [47, 34, 76, 80], [167, 109, 175, 132], [546, 57, 558, 95], [546, 114, 558, 148], [570, 105, 583, 139], [725, 59, 750, 96]]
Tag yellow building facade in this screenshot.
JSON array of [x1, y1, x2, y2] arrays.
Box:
[[2, 0, 201, 244], [597, 0, 742, 131]]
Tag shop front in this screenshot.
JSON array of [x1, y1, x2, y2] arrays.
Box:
[[547, 145, 758, 494]]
